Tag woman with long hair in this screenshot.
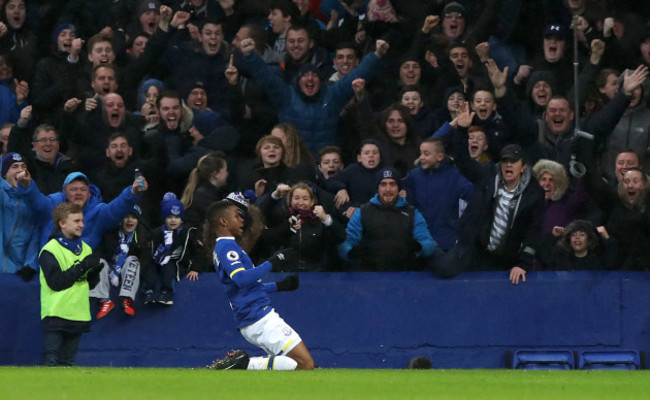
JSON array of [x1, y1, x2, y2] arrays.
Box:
[[270, 123, 314, 168], [181, 151, 229, 229]]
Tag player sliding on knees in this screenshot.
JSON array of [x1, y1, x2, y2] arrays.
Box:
[[204, 200, 315, 370]]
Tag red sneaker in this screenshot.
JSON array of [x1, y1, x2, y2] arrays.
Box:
[[96, 300, 115, 319], [122, 298, 135, 316]]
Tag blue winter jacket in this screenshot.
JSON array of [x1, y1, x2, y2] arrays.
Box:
[[339, 194, 436, 261], [403, 161, 474, 250], [243, 50, 380, 155], [16, 181, 140, 250], [0, 84, 26, 125], [1, 179, 40, 272]]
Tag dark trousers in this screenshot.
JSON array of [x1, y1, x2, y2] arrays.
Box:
[[428, 245, 481, 278], [428, 244, 515, 278], [42, 330, 83, 366]]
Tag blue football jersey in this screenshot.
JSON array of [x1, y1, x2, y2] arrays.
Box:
[[214, 237, 272, 328]]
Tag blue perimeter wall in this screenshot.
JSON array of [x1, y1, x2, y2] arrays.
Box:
[[2, 271, 650, 369]]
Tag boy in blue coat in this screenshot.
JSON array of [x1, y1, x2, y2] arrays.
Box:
[[403, 138, 473, 251]]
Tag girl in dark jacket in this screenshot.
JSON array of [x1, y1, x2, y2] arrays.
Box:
[[181, 151, 229, 230]]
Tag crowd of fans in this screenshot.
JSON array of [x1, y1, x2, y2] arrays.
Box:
[[3, 0, 650, 310]]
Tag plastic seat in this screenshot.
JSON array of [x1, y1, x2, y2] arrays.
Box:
[[578, 350, 641, 370], [512, 349, 575, 370]]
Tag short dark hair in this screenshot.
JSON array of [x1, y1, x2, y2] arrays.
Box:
[[128, 31, 151, 49], [446, 41, 470, 56], [334, 42, 361, 59], [199, 18, 223, 32], [470, 87, 495, 102], [203, 200, 237, 245], [617, 148, 640, 160], [107, 132, 130, 147], [399, 84, 423, 99], [156, 90, 181, 109], [357, 139, 381, 156], [318, 146, 342, 163], [287, 23, 311, 41], [269, 0, 300, 21]]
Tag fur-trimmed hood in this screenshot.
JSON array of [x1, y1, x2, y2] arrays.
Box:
[[533, 159, 569, 201]]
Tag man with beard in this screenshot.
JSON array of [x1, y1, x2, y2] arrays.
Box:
[[240, 36, 389, 155], [281, 24, 333, 84], [338, 167, 435, 271]]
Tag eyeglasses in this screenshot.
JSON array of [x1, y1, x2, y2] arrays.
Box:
[[444, 12, 463, 19], [34, 137, 59, 143]]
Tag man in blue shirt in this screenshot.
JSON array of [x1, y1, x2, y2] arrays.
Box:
[[205, 200, 314, 370]]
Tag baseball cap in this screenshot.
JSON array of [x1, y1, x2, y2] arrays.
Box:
[[500, 144, 525, 162], [544, 23, 568, 39], [62, 172, 90, 190]]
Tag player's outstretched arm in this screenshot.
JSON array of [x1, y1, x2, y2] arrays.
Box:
[[230, 262, 272, 287], [263, 274, 299, 293]]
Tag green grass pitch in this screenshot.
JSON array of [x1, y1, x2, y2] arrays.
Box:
[[2, 367, 650, 399]]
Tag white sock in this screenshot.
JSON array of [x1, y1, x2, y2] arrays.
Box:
[[246, 355, 297, 370]]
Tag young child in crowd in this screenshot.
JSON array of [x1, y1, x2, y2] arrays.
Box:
[[94, 205, 152, 318], [545, 220, 617, 271], [145, 193, 203, 306], [325, 139, 383, 219]]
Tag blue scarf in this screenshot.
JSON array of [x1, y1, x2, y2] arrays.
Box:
[[153, 226, 183, 265], [53, 231, 83, 255], [110, 230, 135, 275]]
